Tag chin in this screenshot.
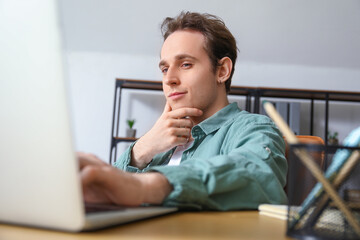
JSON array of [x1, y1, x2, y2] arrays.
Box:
[[170, 104, 183, 111], [170, 102, 193, 111]]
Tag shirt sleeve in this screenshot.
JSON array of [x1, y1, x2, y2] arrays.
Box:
[[112, 142, 141, 172], [113, 141, 172, 173], [148, 122, 288, 211]]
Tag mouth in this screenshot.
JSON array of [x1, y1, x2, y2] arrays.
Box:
[[168, 91, 187, 99]]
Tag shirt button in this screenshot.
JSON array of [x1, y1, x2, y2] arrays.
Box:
[[265, 147, 271, 153]]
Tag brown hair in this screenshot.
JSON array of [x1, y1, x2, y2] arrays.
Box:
[[161, 11, 238, 92]]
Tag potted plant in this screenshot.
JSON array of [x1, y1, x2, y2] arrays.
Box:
[[328, 130, 339, 145], [126, 119, 136, 138]]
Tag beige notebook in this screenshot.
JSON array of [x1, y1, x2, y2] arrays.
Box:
[[258, 204, 288, 220]]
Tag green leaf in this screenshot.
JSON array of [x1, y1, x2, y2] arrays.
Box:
[[127, 119, 135, 129]]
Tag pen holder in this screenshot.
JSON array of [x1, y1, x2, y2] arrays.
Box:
[[286, 144, 360, 240]]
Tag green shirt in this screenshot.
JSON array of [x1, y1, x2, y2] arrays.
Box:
[[114, 103, 288, 210]]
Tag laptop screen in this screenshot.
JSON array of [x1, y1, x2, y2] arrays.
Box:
[[0, 0, 85, 231]]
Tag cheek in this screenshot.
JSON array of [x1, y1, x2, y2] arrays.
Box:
[[194, 74, 217, 94], [162, 87, 169, 97]]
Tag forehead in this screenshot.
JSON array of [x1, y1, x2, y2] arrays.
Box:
[[160, 30, 208, 61]]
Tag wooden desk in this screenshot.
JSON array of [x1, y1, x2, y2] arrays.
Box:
[[0, 211, 293, 240]]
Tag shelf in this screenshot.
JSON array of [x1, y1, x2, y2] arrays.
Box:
[[113, 137, 138, 143], [109, 78, 360, 164], [257, 87, 360, 102], [116, 79, 162, 91]]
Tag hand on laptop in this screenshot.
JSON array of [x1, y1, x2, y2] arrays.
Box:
[[78, 152, 172, 206], [131, 102, 202, 169]]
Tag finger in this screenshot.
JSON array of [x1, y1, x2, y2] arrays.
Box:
[[77, 152, 91, 170], [80, 166, 113, 204], [81, 165, 112, 187], [80, 165, 98, 186], [169, 118, 194, 128], [78, 158, 87, 170], [169, 108, 203, 119], [81, 166, 141, 206], [78, 152, 104, 164], [175, 135, 191, 145], [163, 101, 172, 113], [77, 152, 107, 170], [171, 127, 192, 138]]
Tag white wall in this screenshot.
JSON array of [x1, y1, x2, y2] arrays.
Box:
[[58, 0, 360, 161]]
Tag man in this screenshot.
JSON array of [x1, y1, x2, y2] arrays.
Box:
[[79, 12, 287, 210]]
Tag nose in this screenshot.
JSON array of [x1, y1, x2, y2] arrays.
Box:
[[163, 67, 180, 86]]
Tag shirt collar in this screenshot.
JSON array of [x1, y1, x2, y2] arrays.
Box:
[[195, 102, 241, 135]]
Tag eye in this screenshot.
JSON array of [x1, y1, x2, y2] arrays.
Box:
[[181, 62, 192, 69], [161, 67, 168, 74]]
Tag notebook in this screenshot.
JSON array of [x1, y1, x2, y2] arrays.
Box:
[[0, 0, 177, 232]]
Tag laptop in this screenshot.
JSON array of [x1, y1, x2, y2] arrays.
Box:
[[0, 0, 177, 232]]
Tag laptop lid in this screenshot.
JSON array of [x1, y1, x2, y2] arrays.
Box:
[[0, 0, 178, 232], [0, 0, 85, 231]]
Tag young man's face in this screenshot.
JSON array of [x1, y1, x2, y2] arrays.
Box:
[[159, 30, 225, 117]]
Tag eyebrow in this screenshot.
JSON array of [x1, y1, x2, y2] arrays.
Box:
[[159, 54, 197, 69]]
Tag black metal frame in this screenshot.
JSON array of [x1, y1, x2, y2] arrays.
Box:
[[109, 79, 163, 164], [251, 89, 360, 146], [109, 78, 360, 164]]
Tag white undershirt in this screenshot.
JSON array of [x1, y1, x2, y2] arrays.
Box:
[[167, 140, 194, 166]]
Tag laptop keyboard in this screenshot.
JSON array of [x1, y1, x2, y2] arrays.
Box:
[[85, 203, 125, 213]]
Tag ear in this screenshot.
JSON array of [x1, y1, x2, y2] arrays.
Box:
[[216, 57, 233, 84]]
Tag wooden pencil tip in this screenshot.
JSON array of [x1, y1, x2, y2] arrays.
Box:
[[262, 100, 269, 106]]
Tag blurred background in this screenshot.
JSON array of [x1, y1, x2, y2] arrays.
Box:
[[58, 0, 360, 161]]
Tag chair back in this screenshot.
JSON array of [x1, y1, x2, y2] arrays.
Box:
[[283, 135, 325, 205]]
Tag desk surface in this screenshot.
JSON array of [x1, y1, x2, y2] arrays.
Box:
[[0, 211, 293, 240]]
